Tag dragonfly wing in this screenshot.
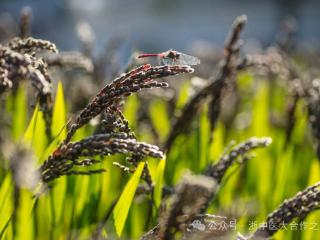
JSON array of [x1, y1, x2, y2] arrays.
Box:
[[160, 57, 174, 65], [178, 53, 200, 66]]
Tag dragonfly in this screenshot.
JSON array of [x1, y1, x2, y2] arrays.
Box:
[[137, 49, 200, 66]]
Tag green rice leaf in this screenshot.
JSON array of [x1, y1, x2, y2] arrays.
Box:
[[11, 85, 27, 140], [24, 104, 47, 157], [0, 175, 13, 237], [154, 158, 166, 208], [15, 189, 36, 240], [40, 81, 67, 162], [113, 162, 145, 237], [52, 81, 67, 139]]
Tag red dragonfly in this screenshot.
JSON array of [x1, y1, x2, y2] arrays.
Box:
[[137, 49, 200, 66]]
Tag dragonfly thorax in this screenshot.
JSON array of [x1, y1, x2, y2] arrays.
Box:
[[165, 50, 180, 60]]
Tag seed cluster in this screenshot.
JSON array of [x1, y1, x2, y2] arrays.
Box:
[[99, 106, 134, 137], [8, 37, 58, 55], [39, 62, 194, 184], [0, 37, 58, 139], [251, 182, 320, 239], [65, 64, 194, 143], [205, 137, 272, 183], [0, 45, 51, 94], [40, 133, 164, 182]]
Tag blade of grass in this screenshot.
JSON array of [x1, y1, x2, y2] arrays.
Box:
[[52, 81, 67, 139], [154, 158, 166, 208], [113, 162, 145, 237], [24, 104, 47, 157], [15, 189, 36, 240], [0, 175, 13, 238], [49, 81, 68, 237], [11, 84, 27, 141]]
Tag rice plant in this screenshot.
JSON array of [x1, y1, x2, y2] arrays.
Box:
[[0, 8, 320, 240]]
